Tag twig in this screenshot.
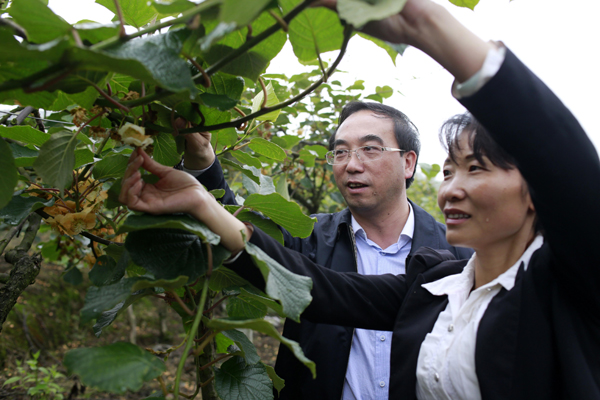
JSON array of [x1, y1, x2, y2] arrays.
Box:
[[174, 279, 210, 400], [0, 216, 30, 256], [316, 49, 328, 83], [258, 77, 268, 109], [87, 80, 130, 113], [200, 376, 215, 388], [182, 52, 211, 88], [0, 17, 27, 39], [16, 106, 34, 125], [170, 291, 195, 316], [268, 10, 288, 32], [158, 376, 168, 397], [203, 294, 233, 315], [71, 28, 83, 47], [31, 109, 46, 132], [77, 108, 106, 135], [77, 133, 111, 182], [113, 0, 127, 37], [205, 243, 213, 278], [184, 285, 197, 310], [199, 354, 232, 371]]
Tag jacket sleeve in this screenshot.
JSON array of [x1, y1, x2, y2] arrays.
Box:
[[459, 49, 600, 309], [192, 157, 237, 205], [228, 227, 408, 331]]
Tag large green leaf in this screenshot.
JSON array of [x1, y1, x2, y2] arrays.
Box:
[[357, 32, 406, 66], [75, 21, 121, 45], [0, 29, 71, 63], [81, 277, 143, 323], [0, 126, 50, 147], [118, 213, 220, 244], [93, 154, 130, 180], [231, 150, 262, 170], [125, 229, 208, 282], [9, 0, 72, 43], [64, 342, 166, 394], [0, 139, 18, 209], [280, 0, 344, 62], [221, 158, 260, 185], [248, 138, 286, 161], [96, 0, 159, 28], [74, 148, 95, 169], [207, 72, 245, 103], [449, 0, 480, 10], [0, 194, 54, 225], [338, 0, 407, 28], [89, 255, 121, 286], [244, 193, 315, 238], [226, 207, 284, 245], [221, 329, 261, 365], [93, 287, 154, 337], [244, 242, 312, 322], [251, 82, 281, 122], [153, 132, 181, 166], [207, 318, 315, 377], [33, 131, 78, 190], [67, 30, 197, 96], [215, 357, 273, 400], [220, 0, 272, 27], [239, 287, 285, 317], [209, 266, 251, 292], [227, 296, 267, 320], [266, 365, 285, 396]]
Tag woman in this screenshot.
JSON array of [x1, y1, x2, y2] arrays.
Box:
[[120, 0, 600, 398]]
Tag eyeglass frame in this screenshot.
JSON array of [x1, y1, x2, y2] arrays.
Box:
[[325, 145, 406, 165]]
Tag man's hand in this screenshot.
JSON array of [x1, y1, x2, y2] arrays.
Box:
[[175, 129, 215, 171], [119, 148, 209, 216]]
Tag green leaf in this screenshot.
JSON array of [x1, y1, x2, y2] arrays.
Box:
[[0, 194, 54, 225], [89, 255, 123, 286], [153, 132, 181, 166], [221, 329, 261, 365], [244, 242, 312, 322], [75, 149, 95, 169], [338, 0, 407, 28], [67, 30, 197, 96], [227, 296, 268, 320], [251, 82, 281, 121], [75, 22, 121, 45], [209, 188, 226, 199], [63, 266, 83, 285], [242, 169, 276, 196], [239, 287, 285, 317], [96, 0, 159, 28], [357, 32, 406, 65], [9, 0, 72, 43], [208, 318, 315, 377], [118, 213, 220, 244], [93, 287, 154, 337], [200, 93, 237, 111], [248, 138, 286, 161], [216, 333, 236, 354], [152, 0, 197, 14], [280, 0, 344, 62], [221, 158, 260, 184], [207, 72, 245, 103], [266, 365, 285, 396], [209, 266, 251, 292], [81, 277, 142, 323], [220, 0, 272, 27], [231, 150, 262, 170], [215, 357, 273, 400], [0, 126, 50, 147], [131, 276, 189, 292], [64, 342, 166, 394], [93, 154, 130, 180], [245, 193, 315, 238], [448, 0, 480, 10], [0, 139, 18, 209], [125, 229, 206, 282], [33, 131, 78, 190]]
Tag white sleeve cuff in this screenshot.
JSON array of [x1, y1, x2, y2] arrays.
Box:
[[181, 159, 215, 177], [452, 42, 506, 99]]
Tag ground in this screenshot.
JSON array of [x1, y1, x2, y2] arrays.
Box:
[[0, 256, 282, 399]]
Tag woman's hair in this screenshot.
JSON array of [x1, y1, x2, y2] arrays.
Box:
[[439, 112, 517, 169], [439, 112, 543, 234]]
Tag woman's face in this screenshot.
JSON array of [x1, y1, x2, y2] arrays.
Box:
[[437, 133, 536, 251]]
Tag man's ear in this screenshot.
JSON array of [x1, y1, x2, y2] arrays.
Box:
[[404, 151, 418, 180]]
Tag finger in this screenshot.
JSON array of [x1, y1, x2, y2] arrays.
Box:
[[137, 149, 172, 177], [123, 152, 144, 180], [119, 169, 141, 204]]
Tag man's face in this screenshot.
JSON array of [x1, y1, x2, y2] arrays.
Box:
[[332, 110, 416, 218]]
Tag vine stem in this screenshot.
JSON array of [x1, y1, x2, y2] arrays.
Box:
[[173, 278, 210, 400]]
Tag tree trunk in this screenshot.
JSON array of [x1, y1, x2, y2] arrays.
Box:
[[198, 290, 218, 400]]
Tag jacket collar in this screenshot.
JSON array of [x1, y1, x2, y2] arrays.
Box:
[[409, 199, 443, 254]]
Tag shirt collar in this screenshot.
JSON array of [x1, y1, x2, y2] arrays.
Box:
[[423, 234, 544, 296], [351, 202, 414, 245]]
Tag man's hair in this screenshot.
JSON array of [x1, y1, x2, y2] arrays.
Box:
[[439, 112, 543, 234], [329, 101, 421, 188]]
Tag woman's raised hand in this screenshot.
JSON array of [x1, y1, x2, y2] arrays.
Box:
[[119, 148, 209, 216]]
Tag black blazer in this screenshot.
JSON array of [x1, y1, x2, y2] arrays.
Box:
[[229, 49, 600, 399]]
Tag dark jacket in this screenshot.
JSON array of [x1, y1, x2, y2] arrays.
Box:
[[228, 49, 600, 399], [194, 159, 472, 399]]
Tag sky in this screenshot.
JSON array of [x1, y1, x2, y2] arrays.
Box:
[[42, 0, 600, 164]]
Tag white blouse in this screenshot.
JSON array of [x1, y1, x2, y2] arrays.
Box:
[[415, 235, 544, 399]]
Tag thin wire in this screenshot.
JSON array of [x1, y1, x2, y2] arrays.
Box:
[[0, 110, 73, 125]]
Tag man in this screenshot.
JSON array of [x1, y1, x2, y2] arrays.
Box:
[[177, 101, 472, 399]]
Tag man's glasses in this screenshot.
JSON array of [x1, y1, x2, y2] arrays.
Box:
[[325, 145, 405, 165]]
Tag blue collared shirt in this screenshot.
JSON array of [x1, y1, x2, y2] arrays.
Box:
[[342, 204, 414, 400]]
